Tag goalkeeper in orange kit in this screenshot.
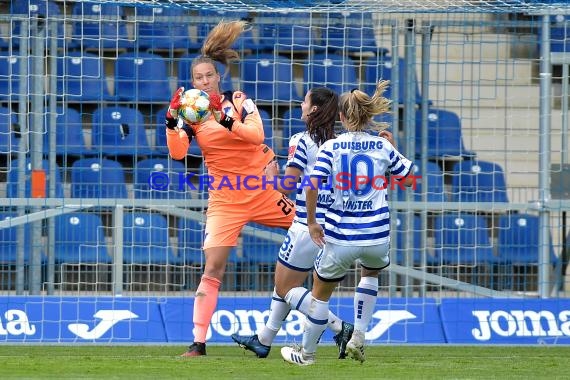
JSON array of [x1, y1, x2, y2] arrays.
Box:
[[164, 20, 295, 357]]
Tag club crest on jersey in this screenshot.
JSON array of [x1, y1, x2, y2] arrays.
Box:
[[288, 145, 297, 160]]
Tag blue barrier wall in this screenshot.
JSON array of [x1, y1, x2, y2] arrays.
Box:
[[0, 297, 568, 344]]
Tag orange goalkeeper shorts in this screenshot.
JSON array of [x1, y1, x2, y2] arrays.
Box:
[[202, 189, 295, 250]]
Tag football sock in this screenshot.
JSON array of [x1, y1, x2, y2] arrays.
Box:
[[354, 276, 379, 333], [302, 297, 329, 355], [284, 286, 343, 334], [192, 275, 221, 343], [258, 288, 290, 346]]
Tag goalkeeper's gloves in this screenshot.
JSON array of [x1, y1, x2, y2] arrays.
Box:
[[166, 87, 184, 120], [165, 87, 194, 144], [209, 93, 235, 131]]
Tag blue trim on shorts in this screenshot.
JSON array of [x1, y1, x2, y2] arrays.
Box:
[[315, 271, 345, 283], [277, 257, 313, 272], [361, 260, 390, 271]]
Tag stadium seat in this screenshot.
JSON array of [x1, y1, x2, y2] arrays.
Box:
[[122, 212, 177, 265], [394, 161, 446, 203], [241, 223, 284, 290], [258, 109, 274, 149], [497, 213, 556, 265], [114, 52, 171, 103], [241, 53, 301, 103], [280, 108, 306, 156], [393, 213, 426, 266], [91, 106, 153, 156], [10, 0, 67, 49], [70, 157, 128, 199], [433, 213, 495, 266], [71, 3, 132, 51], [177, 53, 233, 92], [303, 53, 358, 95], [56, 51, 113, 102], [0, 51, 30, 102], [0, 107, 19, 155], [257, 12, 315, 52], [538, 15, 570, 53], [197, 10, 260, 51], [0, 212, 33, 264], [154, 106, 202, 157], [177, 217, 205, 265], [450, 159, 509, 203], [53, 212, 110, 264], [415, 108, 476, 159], [321, 11, 388, 55], [362, 56, 421, 105], [6, 158, 64, 198], [134, 6, 197, 51], [134, 158, 190, 199], [43, 106, 90, 157]]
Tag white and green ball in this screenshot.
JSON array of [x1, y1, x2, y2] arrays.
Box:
[[178, 89, 211, 124]]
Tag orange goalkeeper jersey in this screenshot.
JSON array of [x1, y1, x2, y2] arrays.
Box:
[[166, 90, 275, 203]]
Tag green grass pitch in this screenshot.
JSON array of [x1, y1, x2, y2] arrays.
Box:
[[0, 345, 568, 379]]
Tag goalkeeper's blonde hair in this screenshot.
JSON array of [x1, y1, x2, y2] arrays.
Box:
[[339, 80, 391, 133], [191, 20, 247, 81]]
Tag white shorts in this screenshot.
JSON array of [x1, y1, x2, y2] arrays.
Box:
[[315, 241, 390, 281], [278, 220, 320, 272]]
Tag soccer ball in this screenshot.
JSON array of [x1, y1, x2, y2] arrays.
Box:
[[178, 89, 211, 124]]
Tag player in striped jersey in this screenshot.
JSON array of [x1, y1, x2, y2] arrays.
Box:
[[232, 88, 353, 359], [281, 81, 415, 366]]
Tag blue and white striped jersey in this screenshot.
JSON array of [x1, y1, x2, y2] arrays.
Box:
[[287, 131, 333, 226], [311, 132, 414, 246]]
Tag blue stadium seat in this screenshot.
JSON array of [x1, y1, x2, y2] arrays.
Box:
[[54, 212, 110, 264], [154, 106, 203, 157], [197, 10, 259, 51], [241, 53, 301, 102], [0, 51, 30, 101], [321, 11, 388, 55], [134, 6, 197, 51], [257, 12, 315, 52], [43, 106, 90, 157], [415, 108, 476, 159], [71, 3, 132, 51], [177, 217, 205, 265], [241, 223, 284, 290], [394, 161, 446, 203], [11, 0, 67, 49], [362, 56, 421, 105], [303, 53, 358, 95], [0, 107, 19, 155], [154, 107, 170, 156], [92, 106, 153, 156], [433, 213, 495, 265], [258, 109, 274, 149], [393, 213, 426, 266], [177, 53, 233, 92], [134, 158, 190, 199], [281, 108, 306, 141], [56, 51, 113, 102], [450, 159, 509, 203], [114, 52, 171, 103], [70, 157, 128, 199], [7, 158, 64, 198], [280, 108, 306, 156], [538, 15, 570, 53], [122, 212, 177, 265], [242, 223, 284, 265], [497, 213, 556, 265], [0, 213, 34, 264]]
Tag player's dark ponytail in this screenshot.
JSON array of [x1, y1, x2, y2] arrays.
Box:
[[306, 87, 338, 146]]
